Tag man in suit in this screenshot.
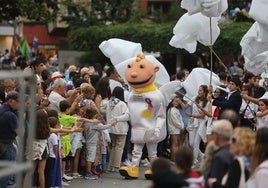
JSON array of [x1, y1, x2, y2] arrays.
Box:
[[212, 77, 242, 127]]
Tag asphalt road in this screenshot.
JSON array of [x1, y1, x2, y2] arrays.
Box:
[[68, 167, 152, 188]]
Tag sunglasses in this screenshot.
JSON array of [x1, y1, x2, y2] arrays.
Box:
[[231, 137, 237, 143]]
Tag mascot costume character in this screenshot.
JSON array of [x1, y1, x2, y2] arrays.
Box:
[[99, 39, 220, 179], [99, 39, 181, 179], [113, 53, 181, 179]]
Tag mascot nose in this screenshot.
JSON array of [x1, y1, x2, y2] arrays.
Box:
[[130, 71, 138, 78]]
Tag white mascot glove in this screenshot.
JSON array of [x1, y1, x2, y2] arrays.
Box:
[[154, 128, 160, 137]]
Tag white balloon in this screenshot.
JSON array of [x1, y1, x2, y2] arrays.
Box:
[[241, 22, 268, 74], [250, 0, 268, 29], [181, 0, 228, 17], [183, 67, 220, 99], [169, 13, 220, 53]]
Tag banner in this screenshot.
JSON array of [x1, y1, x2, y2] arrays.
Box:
[[19, 36, 30, 58]]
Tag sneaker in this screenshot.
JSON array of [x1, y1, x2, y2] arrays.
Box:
[[140, 158, 150, 167], [91, 168, 101, 177], [63, 174, 73, 181], [111, 167, 119, 172], [7, 182, 16, 188], [122, 159, 132, 166], [72, 172, 83, 178], [61, 180, 70, 187], [84, 172, 98, 180]]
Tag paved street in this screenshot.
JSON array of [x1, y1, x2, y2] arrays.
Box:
[[68, 167, 152, 188]]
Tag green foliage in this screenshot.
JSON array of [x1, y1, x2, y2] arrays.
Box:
[[11, 0, 59, 23], [162, 2, 186, 22], [78, 50, 110, 66], [0, 0, 21, 21], [89, 0, 134, 25], [69, 21, 253, 65], [0, 0, 90, 24], [212, 21, 252, 55]]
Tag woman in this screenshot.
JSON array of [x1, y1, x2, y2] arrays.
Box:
[[94, 76, 111, 119], [246, 127, 268, 188], [179, 85, 212, 167], [166, 96, 184, 161], [208, 127, 256, 188]]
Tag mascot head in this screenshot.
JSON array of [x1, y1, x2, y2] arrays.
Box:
[[125, 54, 159, 89]]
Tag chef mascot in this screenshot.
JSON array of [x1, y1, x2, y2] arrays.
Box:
[[110, 53, 180, 179]]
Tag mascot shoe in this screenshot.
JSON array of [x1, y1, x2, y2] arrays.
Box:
[[144, 168, 153, 180], [119, 166, 139, 179]]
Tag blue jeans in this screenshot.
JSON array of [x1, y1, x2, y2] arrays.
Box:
[[101, 154, 107, 172], [0, 144, 16, 188]]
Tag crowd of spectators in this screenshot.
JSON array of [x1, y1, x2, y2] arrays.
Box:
[[0, 53, 268, 188]]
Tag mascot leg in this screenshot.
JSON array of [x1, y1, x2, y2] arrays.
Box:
[[119, 144, 143, 179], [144, 143, 158, 180]]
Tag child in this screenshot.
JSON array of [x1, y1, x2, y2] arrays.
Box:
[[32, 109, 51, 188], [45, 117, 60, 188], [106, 86, 129, 172], [81, 104, 115, 180], [166, 96, 184, 161], [175, 146, 204, 188], [256, 98, 268, 130], [151, 158, 188, 188], [58, 100, 98, 182]]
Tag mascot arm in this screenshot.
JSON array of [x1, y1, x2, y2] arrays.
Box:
[[155, 104, 166, 137]]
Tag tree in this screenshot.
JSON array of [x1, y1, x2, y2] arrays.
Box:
[[88, 0, 135, 25], [0, 0, 89, 24]]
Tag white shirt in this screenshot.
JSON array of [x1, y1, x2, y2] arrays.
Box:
[[48, 91, 65, 111], [48, 133, 58, 158]]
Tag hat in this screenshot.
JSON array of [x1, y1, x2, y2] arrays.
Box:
[[212, 119, 233, 139], [6, 91, 19, 101], [51, 71, 64, 79], [99, 38, 142, 66], [66, 84, 74, 91], [230, 77, 242, 87]]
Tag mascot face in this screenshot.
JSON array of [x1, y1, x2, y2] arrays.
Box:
[[126, 56, 159, 89]]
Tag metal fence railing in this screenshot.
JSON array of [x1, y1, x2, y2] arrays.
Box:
[[0, 71, 36, 188]]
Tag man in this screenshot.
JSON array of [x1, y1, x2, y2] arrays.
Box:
[[205, 119, 234, 188], [48, 78, 81, 114], [242, 74, 268, 104], [212, 77, 242, 120], [0, 91, 20, 187]]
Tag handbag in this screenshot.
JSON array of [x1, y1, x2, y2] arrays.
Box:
[[239, 102, 256, 130], [221, 157, 245, 188]]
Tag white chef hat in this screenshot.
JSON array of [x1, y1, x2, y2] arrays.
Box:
[[99, 38, 142, 66], [99, 38, 170, 87]]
